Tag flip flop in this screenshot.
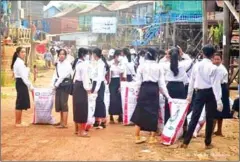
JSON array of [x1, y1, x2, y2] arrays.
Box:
[[56, 125, 68, 129]]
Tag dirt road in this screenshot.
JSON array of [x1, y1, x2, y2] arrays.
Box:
[[1, 69, 239, 161]]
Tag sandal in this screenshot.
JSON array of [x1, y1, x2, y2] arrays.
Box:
[[77, 131, 90, 138], [53, 122, 61, 126], [56, 124, 68, 129]]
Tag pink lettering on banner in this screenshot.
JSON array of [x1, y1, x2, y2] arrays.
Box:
[[124, 87, 129, 125]]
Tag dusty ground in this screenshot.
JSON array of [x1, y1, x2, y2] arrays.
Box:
[[1, 69, 239, 161]]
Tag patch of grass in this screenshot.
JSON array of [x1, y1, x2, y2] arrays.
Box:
[[1, 72, 15, 87], [1, 93, 10, 99]]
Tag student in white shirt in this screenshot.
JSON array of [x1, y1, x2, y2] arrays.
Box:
[[131, 48, 171, 144], [181, 44, 223, 149], [52, 49, 72, 129], [108, 50, 124, 124], [72, 48, 91, 137], [212, 53, 231, 136], [162, 47, 188, 127], [125, 53, 136, 82], [11, 47, 34, 127], [134, 50, 145, 71], [91, 48, 109, 129]]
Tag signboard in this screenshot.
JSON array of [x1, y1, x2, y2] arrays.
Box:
[[91, 17, 117, 34]]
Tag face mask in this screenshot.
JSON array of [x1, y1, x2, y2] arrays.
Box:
[[118, 56, 123, 62], [84, 55, 90, 61]]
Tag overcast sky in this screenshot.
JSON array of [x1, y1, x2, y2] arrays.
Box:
[[44, 1, 101, 10]]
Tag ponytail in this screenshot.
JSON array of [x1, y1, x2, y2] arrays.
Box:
[[11, 47, 22, 70], [102, 55, 110, 72], [169, 48, 179, 76]]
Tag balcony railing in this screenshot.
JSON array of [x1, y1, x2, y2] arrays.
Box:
[[8, 28, 31, 45]]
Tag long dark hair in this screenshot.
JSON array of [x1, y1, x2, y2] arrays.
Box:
[[169, 47, 179, 76], [11, 47, 22, 70], [145, 48, 157, 61], [78, 48, 88, 59], [93, 48, 110, 72], [114, 49, 121, 58]]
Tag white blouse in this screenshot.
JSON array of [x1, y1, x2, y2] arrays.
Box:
[[162, 61, 189, 83], [52, 59, 72, 87], [74, 59, 91, 91], [124, 62, 136, 76], [110, 62, 124, 78], [13, 57, 34, 90], [92, 59, 106, 93], [188, 58, 222, 102], [217, 64, 228, 84], [136, 60, 170, 99]]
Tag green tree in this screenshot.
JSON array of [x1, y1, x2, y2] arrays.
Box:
[[58, 2, 87, 11]]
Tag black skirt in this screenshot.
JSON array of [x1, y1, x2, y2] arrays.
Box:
[[15, 78, 30, 110], [164, 81, 186, 124], [131, 82, 159, 132], [92, 81, 106, 118], [55, 87, 69, 112], [127, 75, 133, 82], [73, 81, 88, 123], [109, 78, 122, 115], [215, 83, 232, 119]]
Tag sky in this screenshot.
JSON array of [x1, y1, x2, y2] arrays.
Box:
[[44, 1, 101, 10]]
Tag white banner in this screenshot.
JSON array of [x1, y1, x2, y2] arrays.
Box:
[[120, 82, 139, 125], [86, 94, 98, 130], [161, 99, 190, 145], [33, 88, 55, 124], [92, 17, 117, 33]]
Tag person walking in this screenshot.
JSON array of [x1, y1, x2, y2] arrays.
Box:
[[181, 44, 223, 149], [11, 47, 34, 127], [52, 49, 72, 128], [44, 49, 53, 69]]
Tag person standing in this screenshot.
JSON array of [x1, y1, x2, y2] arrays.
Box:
[[73, 48, 91, 137], [52, 49, 72, 128], [91, 48, 109, 129], [108, 50, 124, 124], [44, 49, 53, 69], [162, 48, 188, 124], [131, 48, 171, 144], [122, 48, 136, 82], [11, 47, 34, 127], [212, 53, 232, 136], [181, 44, 223, 149]]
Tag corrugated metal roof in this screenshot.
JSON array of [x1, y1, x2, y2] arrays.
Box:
[[78, 4, 110, 14], [53, 7, 77, 17], [111, 1, 154, 11]]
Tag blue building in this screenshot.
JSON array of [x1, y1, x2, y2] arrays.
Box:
[[43, 6, 61, 18]]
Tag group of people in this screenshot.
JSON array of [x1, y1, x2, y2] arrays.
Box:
[[11, 44, 239, 148]]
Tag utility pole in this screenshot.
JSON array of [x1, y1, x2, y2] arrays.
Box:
[[223, 2, 230, 70], [202, 1, 208, 46], [28, 14, 34, 71]]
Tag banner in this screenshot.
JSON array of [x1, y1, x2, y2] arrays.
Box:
[[120, 82, 139, 125], [161, 99, 190, 145], [187, 107, 206, 138], [86, 94, 98, 130], [104, 84, 110, 116], [92, 17, 117, 34], [33, 88, 55, 124]]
